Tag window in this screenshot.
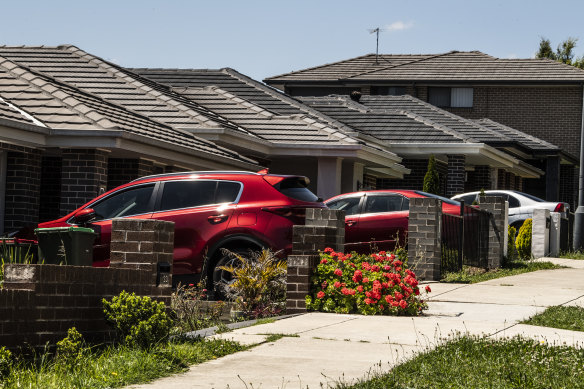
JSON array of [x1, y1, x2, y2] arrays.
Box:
[[371, 86, 406, 96], [274, 177, 319, 202], [91, 184, 155, 221], [364, 195, 404, 214], [327, 197, 361, 216], [428, 87, 473, 108], [159, 180, 241, 211]]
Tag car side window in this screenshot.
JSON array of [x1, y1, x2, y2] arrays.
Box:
[[401, 197, 410, 211], [459, 194, 477, 204], [159, 180, 219, 211], [507, 195, 520, 208], [364, 195, 403, 214], [91, 184, 155, 221], [327, 197, 361, 216]]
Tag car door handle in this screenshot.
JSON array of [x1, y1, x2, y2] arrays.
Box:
[[208, 214, 228, 224], [345, 220, 357, 227]]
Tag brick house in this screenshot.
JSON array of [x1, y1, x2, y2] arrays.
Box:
[[264, 51, 584, 204], [0, 45, 408, 233]]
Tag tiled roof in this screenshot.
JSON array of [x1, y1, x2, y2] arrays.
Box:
[[131, 68, 304, 115], [265, 51, 584, 83], [298, 96, 467, 143], [0, 96, 36, 125], [0, 46, 255, 164], [173, 86, 357, 144], [358, 95, 560, 154]]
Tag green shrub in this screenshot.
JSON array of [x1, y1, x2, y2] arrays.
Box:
[[423, 155, 440, 195], [56, 327, 84, 366], [506, 225, 518, 263], [172, 282, 225, 333], [103, 291, 172, 349], [218, 249, 287, 319], [516, 219, 532, 260], [0, 346, 11, 379]]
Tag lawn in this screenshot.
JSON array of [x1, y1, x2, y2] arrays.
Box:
[[441, 260, 562, 283], [559, 251, 584, 260], [522, 305, 584, 332], [336, 335, 584, 388], [1, 338, 247, 389]]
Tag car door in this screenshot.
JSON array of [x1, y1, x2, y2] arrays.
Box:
[[352, 193, 408, 253], [150, 179, 241, 276], [325, 195, 364, 252], [85, 183, 157, 266]]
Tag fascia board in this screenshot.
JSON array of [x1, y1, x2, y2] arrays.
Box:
[[0, 123, 48, 148]]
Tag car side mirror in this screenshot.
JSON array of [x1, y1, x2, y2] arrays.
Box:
[[74, 208, 96, 225]]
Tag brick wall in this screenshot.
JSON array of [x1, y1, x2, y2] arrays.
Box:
[[407, 197, 442, 281], [479, 196, 507, 269], [446, 155, 465, 197], [465, 165, 491, 192], [560, 164, 577, 210], [4, 147, 41, 231], [60, 149, 109, 216], [0, 219, 174, 349], [39, 156, 62, 222], [287, 209, 345, 313], [107, 158, 156, 190]]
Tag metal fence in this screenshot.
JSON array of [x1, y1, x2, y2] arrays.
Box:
[[441, 201, 490, 274]]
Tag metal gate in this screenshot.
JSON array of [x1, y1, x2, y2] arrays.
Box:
[[441, 201, 490, 274]]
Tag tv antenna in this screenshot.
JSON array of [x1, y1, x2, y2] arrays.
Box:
[[368, 27, 384, 64]]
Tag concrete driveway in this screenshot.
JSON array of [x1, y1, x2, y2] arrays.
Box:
[[130, 258, 584, 389]]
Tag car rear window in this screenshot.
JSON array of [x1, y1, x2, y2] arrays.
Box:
[[415, 190, 460, 206], [159, 180, 241, 211], [274, 177, 319, 202]]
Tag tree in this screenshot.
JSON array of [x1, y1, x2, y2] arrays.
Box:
[[536, 37, 584, 69], [423, 155, 440, 195]]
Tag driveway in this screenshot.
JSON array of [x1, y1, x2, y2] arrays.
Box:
[[130, 258, 584, 389]]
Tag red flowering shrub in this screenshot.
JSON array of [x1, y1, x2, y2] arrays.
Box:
[[305, 248, 429, 315]]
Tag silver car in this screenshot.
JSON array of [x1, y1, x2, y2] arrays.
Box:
[[451, 190, 569, 229]]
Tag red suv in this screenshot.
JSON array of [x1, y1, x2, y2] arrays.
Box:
[[38, 171, 324, 290]]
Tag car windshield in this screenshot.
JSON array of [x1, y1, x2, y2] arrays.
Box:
[[515, 191, 545, 202], [415, 190, 460, 206]]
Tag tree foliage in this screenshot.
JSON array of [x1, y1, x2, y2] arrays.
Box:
[[423, 155, 440, 195], [536, 37, 584, 69]]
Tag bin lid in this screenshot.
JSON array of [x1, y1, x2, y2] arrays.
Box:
[[34, 227, 96, 235]]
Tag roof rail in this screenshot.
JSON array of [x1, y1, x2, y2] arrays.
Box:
[[130, 170, 259, 182]]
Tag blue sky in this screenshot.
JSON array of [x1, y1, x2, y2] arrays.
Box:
[[2, 0, 583, 81]]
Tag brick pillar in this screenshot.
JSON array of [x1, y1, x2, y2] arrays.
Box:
[[497, 169, 507, 190], [60, 149, 109, 216], [110, 219, 175, 293], [287, 209, 345, 313], [407, 198, 442, 281], [107, 158, 155, 190], [532, 208, 550, 258], [480, 196, 507, 269], [5, 148, 41, 231], [446, 155, 466, 197]]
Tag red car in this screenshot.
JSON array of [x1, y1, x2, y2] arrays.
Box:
[[38, 170, 324, 290], [325, 190, 461, 253]]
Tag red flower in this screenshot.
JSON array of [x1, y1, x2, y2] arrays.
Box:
[[334, 281, 341, 288], [320, 258, 328, 264], [383, 265, 391, 271], [357, 285, 364, 292], [425, 285, 432, 293], [352, 270, 363, 283], [324, 247, 334, 253], [384, 295, 393, 303], [363, 277, 369, 283], [371, 265, 380, 272], [317, 291, 325, 299], [394, 292, 403, 301], [399, 300, 408, 309], [364, 298, 372, 305], [334, 268, 343, 277], [322, 281, 328, 288]]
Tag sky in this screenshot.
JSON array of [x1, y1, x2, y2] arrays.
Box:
[[1, 0, 584, 81]]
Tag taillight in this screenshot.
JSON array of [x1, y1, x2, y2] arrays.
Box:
[[262, 206, 307, 224], [554, 203, 566, 212]]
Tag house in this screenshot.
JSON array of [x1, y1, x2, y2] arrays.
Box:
[[0, 45, 407, 233], [264, 51, 584, 204]]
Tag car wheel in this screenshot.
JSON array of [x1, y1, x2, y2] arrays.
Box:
[[209, 247, 251, 300]]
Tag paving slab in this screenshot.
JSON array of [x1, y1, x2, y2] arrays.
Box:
[[537, 257, 584, 268]]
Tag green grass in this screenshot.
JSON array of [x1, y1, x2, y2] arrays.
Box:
[[441, 260, 562, 283], [336, 335, 584, 388], [560, 251, 584, 260], [522, 305, 584, 332], [1, 338, 247, 389]]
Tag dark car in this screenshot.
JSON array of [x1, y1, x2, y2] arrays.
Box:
[[38, 170, 324, 290], [325, 190, 460, 253]]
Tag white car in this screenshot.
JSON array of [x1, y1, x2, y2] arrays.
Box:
[[451, 190, 569, 229]]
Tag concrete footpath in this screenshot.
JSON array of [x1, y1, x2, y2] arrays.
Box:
[[130, 258, 584, 389]]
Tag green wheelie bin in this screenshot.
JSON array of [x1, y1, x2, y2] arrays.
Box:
[[34, 227, 97, 266]]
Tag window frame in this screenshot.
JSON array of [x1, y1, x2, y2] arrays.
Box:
[[361, 193, 408, 215], [325, 194, 364, 216], [428, 87, 474, 108], [153, 179, 243, 213]]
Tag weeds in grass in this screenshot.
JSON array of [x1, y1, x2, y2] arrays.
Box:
[[0, 338, 246, 389], [335, 335, 584, 388], [522, 305, 584, 332], [560, 251, 584, 260], [441, 260, 562, 283]]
